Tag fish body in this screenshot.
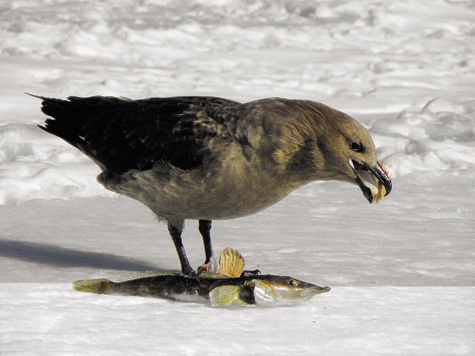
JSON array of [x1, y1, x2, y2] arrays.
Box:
[[73, 272, 330, 307]]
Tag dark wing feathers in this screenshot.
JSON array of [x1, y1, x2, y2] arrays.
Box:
[[204, 102, 259, 153], [37, 95, 241, 174]]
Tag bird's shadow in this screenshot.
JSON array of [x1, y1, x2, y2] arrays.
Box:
[[0, 238, 177, 273]]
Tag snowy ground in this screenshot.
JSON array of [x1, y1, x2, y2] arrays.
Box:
[[1, 0, 474, 355]]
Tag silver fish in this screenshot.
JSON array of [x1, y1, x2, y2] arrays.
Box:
[[73, 272, 330, 307]]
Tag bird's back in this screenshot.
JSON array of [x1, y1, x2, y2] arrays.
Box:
[[37, 95, 240, 174]]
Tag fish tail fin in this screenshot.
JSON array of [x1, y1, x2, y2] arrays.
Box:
[[209, 285, 253, 307], [73, 279, 115, 294]]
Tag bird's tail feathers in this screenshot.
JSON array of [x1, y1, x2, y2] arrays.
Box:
[[29, 93, 127, 152]]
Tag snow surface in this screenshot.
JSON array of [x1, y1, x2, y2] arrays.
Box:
[[0, 0, 474, 354]]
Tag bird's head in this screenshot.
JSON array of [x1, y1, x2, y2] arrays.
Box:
[[320, 112, 392, 204], [274, 100, 392, 204]]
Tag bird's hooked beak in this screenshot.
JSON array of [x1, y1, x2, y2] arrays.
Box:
[[349, 159, 392, 204]]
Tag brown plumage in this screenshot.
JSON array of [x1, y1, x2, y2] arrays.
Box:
[[31, 94, 392, 275]]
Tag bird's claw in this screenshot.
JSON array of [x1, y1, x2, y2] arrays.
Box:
[[182, 266, 198, 277], [196, 263, 209, 276]]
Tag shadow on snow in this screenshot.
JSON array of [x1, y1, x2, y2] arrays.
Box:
[[0, 238, 173, 272]]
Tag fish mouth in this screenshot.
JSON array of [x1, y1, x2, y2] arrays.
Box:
[[289, 285, 331, 303], [305, 285, 331, 297], [349, 159, 392, 204]]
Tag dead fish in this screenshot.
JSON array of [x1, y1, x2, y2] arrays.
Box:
[[73, 271, 330, 307]]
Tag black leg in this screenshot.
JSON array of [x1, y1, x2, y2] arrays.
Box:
[[198, 219, 213, 264], [168, 222, 195, 276]]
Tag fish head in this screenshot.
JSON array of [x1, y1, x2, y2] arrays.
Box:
[[250, 276, 330, 306]]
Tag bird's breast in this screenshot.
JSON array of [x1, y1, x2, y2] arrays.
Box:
[[102, 146, 296, 221]]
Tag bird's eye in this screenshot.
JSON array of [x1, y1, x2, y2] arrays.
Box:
[[350, 142, 362, 152]]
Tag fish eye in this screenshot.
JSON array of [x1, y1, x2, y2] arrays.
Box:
[[350, 142, 363, 152], [288, 279, 298, 287]]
